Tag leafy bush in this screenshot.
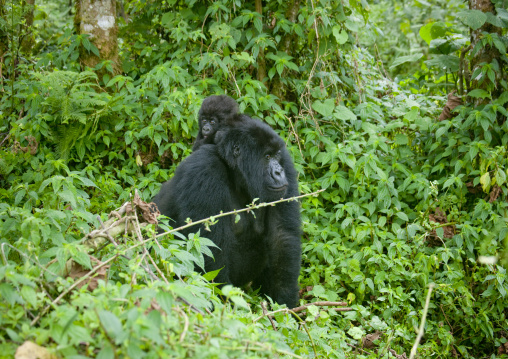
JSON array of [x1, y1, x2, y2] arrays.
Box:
[[0, 0, 507, 358]]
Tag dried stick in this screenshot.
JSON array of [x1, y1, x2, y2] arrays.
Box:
[[261, 301, 277, 331], [409, 283, 435, 359]]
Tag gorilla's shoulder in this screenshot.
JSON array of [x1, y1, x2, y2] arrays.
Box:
[[176, 144, 227, 177]]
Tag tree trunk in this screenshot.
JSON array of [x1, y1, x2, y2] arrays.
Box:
[[469, 0, 503, 102], [270, 0, 301, 102], [20, 0, 35, 53], [255, 0, 266, 85], [0, 0, 6, 60], [74, 0, 120, 72]]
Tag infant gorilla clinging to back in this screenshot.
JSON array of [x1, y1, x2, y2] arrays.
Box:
[[193, 95, 241, 151]]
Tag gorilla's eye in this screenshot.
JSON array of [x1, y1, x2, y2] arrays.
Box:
[[211, 120, 216, 125], [265, 154, 271, 160], [233, 145, 240, 157]]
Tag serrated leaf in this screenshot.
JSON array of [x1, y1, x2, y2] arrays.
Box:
[[312, 99, 335, 117], [334, 105, 356, 121], [395, 134, 408, 145], [480, 172, 491, 192], [419, 23, 433, 44], [78, 177, 97, 188], [73, 251, 91, 269], [468, 89, 490, 99], [496, 168, 506, 186], [332, 26, 348, 45], [443, 177, 455, 189], [98, 310, 124, 340], [230, 295, 249, 309], [156, 291, 174, 314], [202, 268, 222, 281], [457, 10, 487, 30], [21, 286, 38, 308], [348, 326, 365, 340], [390, 53, 423, 70], [436, 126, 448, 139], [396, 212, 408, 222], [253, 17, 263, 33]]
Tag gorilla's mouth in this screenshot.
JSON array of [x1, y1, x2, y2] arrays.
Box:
[[269, 185, 288, 192]]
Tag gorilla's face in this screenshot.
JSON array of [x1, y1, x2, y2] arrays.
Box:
[[263, 149, 288, 198], [197, 95, 239, 143], [218, 118, 290, 202], [200, 116, 218, 139]]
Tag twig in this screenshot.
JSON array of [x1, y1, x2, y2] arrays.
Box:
[[284, 114, 303, 158], [155, 189, 325, 241], [287, 309, 319, 358], [31, 253, 119, 326], [346, 342, 372, 355], [409, 283, 435, 359], [261, 301, 277, 330], [1, 243, 58, 277], [0, 133, 10, 147], [131, 200, 159, 281], [97, 215, 118, 247], [291, 301, 349, 313], [254, 301, 351, 321], [173, 306, 190, 343]]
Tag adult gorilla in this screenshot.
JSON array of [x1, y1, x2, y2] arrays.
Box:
[[153, 117, 301, 308], [193, 95, 239, 151]]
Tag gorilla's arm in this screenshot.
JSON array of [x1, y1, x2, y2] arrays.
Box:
[[153, 146, 236, 283]]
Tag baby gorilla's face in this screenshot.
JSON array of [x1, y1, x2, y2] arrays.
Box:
[[200, 116, 219, 139]]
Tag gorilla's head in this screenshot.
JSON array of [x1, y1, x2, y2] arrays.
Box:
[[216, 117, 290, 202], [197, 95, 239, 143]]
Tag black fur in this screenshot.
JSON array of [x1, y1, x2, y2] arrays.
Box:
[[153, 117, 301, 308], [193, 95, 239, 150]]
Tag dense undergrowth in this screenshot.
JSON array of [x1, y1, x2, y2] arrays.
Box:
[[1, 0, 507, 358]]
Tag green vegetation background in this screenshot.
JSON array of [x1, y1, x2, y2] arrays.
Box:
[[0, 0, 507, 358]]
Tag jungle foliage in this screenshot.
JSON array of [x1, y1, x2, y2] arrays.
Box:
[[0, 0, 507, 358]]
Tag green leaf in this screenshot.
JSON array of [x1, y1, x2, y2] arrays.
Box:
[[390, 54, 423, 70], [21, 286, 38, 308], [96, 343, 115, 359], [395, 212, 408, 222], [312, 99, 335, 117], [480, 172, 491, 192], [419, 23, 433, 45], [332, 26, 348, 45], [468, 89, 490, 99], [443, 177, 455, 189], [435, 126, 448, 139], [202, 268, 222, 281], [425, 55, 460, 72], [348, 326, 365, 340], [495, 168, 506, 186], [457, 10, 487, 30], [98, 310, 124, 341], [73, 251, 91, 269], [395, 134, 408, 145], [334, 105, 356, 121]]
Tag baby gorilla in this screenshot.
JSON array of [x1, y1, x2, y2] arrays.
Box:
[[193, 95, 239, 151]]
